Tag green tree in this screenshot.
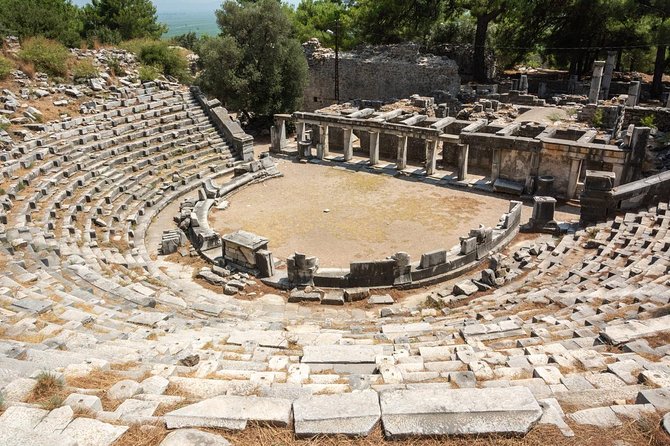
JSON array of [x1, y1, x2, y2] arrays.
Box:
[[82, 0, 167, 44], [352, 0, 444, 44], [444, 0, 512, 82], [292, 0, 357, 50], [637, 0, 670, 98], [198, 0, 308, 125], [0, 0, 82, 47]]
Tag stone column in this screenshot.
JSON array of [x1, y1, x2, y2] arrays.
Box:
[[601, 51, 617, 98], [588, 61, 606, 104], [525, 150, 541, 194], [396, 135, 408, 170], [270, 116, 287, 153], [457, 143, 469, 181], [369, 131, 380, 165], [342, 128, 353, 162], [627, 81, 641, 107], [491, 149, 501, 182], [566, 158, 582, 199], [296, 122, 306, 142], [519, 74, 528, 93], [425, 139, 438, 176], [316, 125, 329, 160]]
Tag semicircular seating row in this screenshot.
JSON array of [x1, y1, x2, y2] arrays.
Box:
[[0, 79, 668, 442]]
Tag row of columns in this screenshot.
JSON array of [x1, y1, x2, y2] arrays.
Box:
[[294, 122, 469, 180]]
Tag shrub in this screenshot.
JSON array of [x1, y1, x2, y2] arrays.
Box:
[[640, 114, 657, 129], [107, 56, 125, 77], [592, 108, 604, 128], [0, 55, 12, 80], [71, 59, 99, 82], [122, 39, 190, 83], [547, 112, 564, 123], [19, 37, 70, 77], [138, 64, 160, 82]]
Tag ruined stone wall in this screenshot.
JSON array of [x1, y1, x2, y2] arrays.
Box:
[[303, 40, 460, 112], [623, 106, 670, 132]]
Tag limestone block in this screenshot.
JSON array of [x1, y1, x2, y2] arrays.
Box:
[[380, 386, 542, 437], [164, 395, 293, 429], [34, 406, 74, 434], [140, 375, 169, 395], [63, 393, 103, 412], [0, 405, 48, 430], [61, 417, 128, 446], [639, 370, 670, 388], [114, 399, 160, 420], [569, 407, 621, 428], [107, 379, 142, 400], [636, 388, 670, 411], [2, 377, 35, 401], [453, 280, 479, 296], [160, 429, 231, 446], [293, 390, 381, 437]]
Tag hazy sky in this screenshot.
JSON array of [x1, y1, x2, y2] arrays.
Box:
[[71, 0, 300, 12]]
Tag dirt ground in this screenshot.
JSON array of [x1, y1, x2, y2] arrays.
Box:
[[210, 153, 577, 267]]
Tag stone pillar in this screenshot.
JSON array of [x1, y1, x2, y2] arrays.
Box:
[[491, 149, 501, 182], [296, 122, 306, 142], [566, 158, 582, 199], [270, 120, 286, 154], [602, 51, 617, 98], [316, 125, 329, 159], [588, 61, 606, 104], [457, 143, 469, 181], [519, 74, 528, 93], [369, 131, 380, 165], [297, 140, 311, 160], [525, 150, 541, 194], [531, 196, 556, 225], [627, 81, 641, 107], [425, 139, 438, 176], [396, 135, 408, 170], [342, 128, 353, 162]]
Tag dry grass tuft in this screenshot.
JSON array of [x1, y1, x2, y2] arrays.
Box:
[[72, 406, 96, 418], [25, 371, 67, 410], [644, 331, 670, 349], [113, 422, 169, 446], [66, 368, 124, 390], [215, 416, 670, 446], [110, 361, 140, 371]]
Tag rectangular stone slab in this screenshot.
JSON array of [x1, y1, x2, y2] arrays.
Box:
[[602, 315, 670, 344], [301, 345, 384, 364], [380, 386, 542, 438], [293, 390, 381, 437], [164, 395, 292, 429]]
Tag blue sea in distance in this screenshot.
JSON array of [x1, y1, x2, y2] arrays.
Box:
[[71, 0, 300, 38], [159, 11, 219, 37]]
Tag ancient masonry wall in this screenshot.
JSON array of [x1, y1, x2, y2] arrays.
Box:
[[303, 40, 460, 111]]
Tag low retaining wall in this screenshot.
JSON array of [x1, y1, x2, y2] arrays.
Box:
[[580, 170, 670, 224], [191, 86, 254, 161], [177, 156, 282, 265], [286, 200, 523, 290]]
